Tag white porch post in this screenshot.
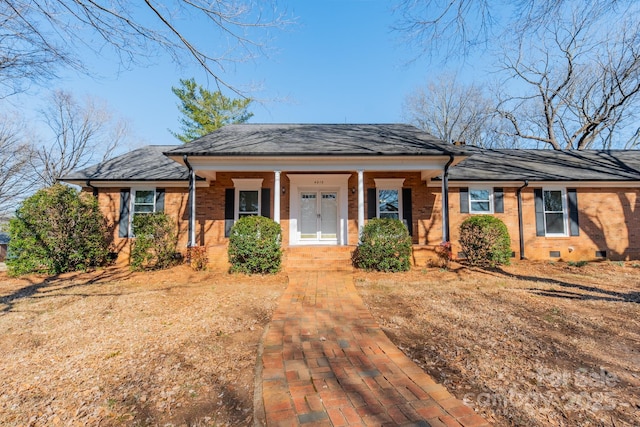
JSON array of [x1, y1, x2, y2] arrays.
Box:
[[357, 170, 365, 240], [274, 170, 281, 224]]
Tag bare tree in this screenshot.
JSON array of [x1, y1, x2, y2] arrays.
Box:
[[0, 114, 37, 219], [403, 74, 508, 147], [496, 10, 640, 150], [34, 90, 128, 186], [396, 0, 640, 150], [1, 1, 289, 97], [394, 0, 635, 61]]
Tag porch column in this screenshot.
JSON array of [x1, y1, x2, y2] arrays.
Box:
[[441, 156, 453, 242], [274, 170, 281, 224], [357, 170, 364, 240], [183, 155, 196, 247]]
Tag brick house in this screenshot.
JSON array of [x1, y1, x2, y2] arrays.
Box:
[[61, 123, 640, 266]]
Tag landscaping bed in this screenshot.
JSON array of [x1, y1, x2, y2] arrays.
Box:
[[0, 265, 287, 426], [355, 261, 640, 426]]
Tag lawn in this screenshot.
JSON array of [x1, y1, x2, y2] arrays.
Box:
[[355, 261, 640, 427], [0, 265, 287, 426], [1, 261, 638, 426]]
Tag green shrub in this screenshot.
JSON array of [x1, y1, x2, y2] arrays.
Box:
[[458, 216, 511, 267], [353, 218, 412, 272], [228, 216, 282, 274], [130, 212, 179, 271], [7, 184, 109, 276]]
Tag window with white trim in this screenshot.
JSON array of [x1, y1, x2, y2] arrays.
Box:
[[543, 189, 568, 236], [374, 178, 404, 220], [378, 189, 400, 219], [469, 188, 492, 214], [232, 178, 263, 221], [238, 190, 259, 218], [133, 189, 156, 215]]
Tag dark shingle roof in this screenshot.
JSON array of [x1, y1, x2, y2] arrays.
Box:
[[448, 149, 640, 181], [165, 124, 462, 157], [60, 145, 197, 181]]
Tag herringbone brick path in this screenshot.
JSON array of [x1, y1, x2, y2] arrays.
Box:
[[256, 271, 490, 427]]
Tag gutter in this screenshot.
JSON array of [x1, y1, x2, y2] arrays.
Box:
[[516, 180, 529, 260], [442, 153, 455, 242], [86, 180, 98, 197], [183, 155, 196, 248]]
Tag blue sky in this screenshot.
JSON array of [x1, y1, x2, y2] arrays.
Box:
[[9, 1, 487, 148]]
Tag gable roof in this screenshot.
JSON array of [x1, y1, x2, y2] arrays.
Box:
[[165, 124, 462, 157], [448, 149, 640, 182], [59, 145, 202, 182]]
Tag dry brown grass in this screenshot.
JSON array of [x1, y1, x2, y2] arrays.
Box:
[[355, 261, 640, 427], [0, 265, 286, 426], [2, 260, 639, 426]]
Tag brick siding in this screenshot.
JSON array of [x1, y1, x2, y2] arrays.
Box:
[[91, 177, 640, 265]]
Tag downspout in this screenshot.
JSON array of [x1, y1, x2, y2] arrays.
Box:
[[183, 155, 196, 248], [86, 180, 98, 197], [517, 180, 529, 260], [441, 153, 455, 243]]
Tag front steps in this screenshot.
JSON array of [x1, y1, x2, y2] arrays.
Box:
[[283, 245, 355, 272]]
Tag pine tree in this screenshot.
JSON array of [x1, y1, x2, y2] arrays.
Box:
[[170, 78, 253, 143]]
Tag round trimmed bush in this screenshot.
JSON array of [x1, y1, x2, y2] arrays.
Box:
[[353, 218, 412, 272], [228, 216, 282, 274], [458, 216, 511, 267]]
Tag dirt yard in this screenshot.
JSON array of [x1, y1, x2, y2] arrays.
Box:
[[0, 265, 287, 426], [355, 261, 640, 427]]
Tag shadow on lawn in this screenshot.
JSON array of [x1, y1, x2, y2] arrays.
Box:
[[480, 266, 640, 303], [0, 267, 133, 313]]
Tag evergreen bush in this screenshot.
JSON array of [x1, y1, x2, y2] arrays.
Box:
[[7, 184, 109, 276], [130, 212, 179, 271], [353, 218, 412, 272], [458, 215, 512, 267], [228, 216, 281, 274]]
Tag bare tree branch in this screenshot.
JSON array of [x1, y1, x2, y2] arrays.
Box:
[[0, 114, 37, 219], [495, 7, 640, 149], [32, 90, 129, 186], [0, 1, 290, 97], [403, 73, 506, 147]]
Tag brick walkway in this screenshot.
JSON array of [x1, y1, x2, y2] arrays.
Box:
[[256, 271, 490, 427]]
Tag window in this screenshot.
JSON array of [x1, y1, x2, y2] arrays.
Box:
[[374, 179, 404, 220], [469, 188, 492, 214], [120, 188, 164, 238], [133, 189, 156, 215], [378, 189, 399, 219], [543, 189, 567, 236], [238, 190, 259, 218], [232, 178, 263, 221]]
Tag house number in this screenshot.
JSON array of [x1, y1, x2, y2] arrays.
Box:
[[314, 180, 324, 184]]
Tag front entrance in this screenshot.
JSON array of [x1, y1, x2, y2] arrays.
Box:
[[300, 191, 338, 242], [288, 174, 350, 246]]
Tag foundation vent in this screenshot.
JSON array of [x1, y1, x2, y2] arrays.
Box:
[[595, 250, 607, 258], [549, 251, 561, 258]]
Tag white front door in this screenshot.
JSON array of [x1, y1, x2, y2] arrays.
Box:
[[299, 191, 338, 242]]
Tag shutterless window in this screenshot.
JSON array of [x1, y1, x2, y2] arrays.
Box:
[[238, 190, 259, 218], [469, 188, 492, 213], [543, 190, 566, 235], [378, 189, 399, 219]]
